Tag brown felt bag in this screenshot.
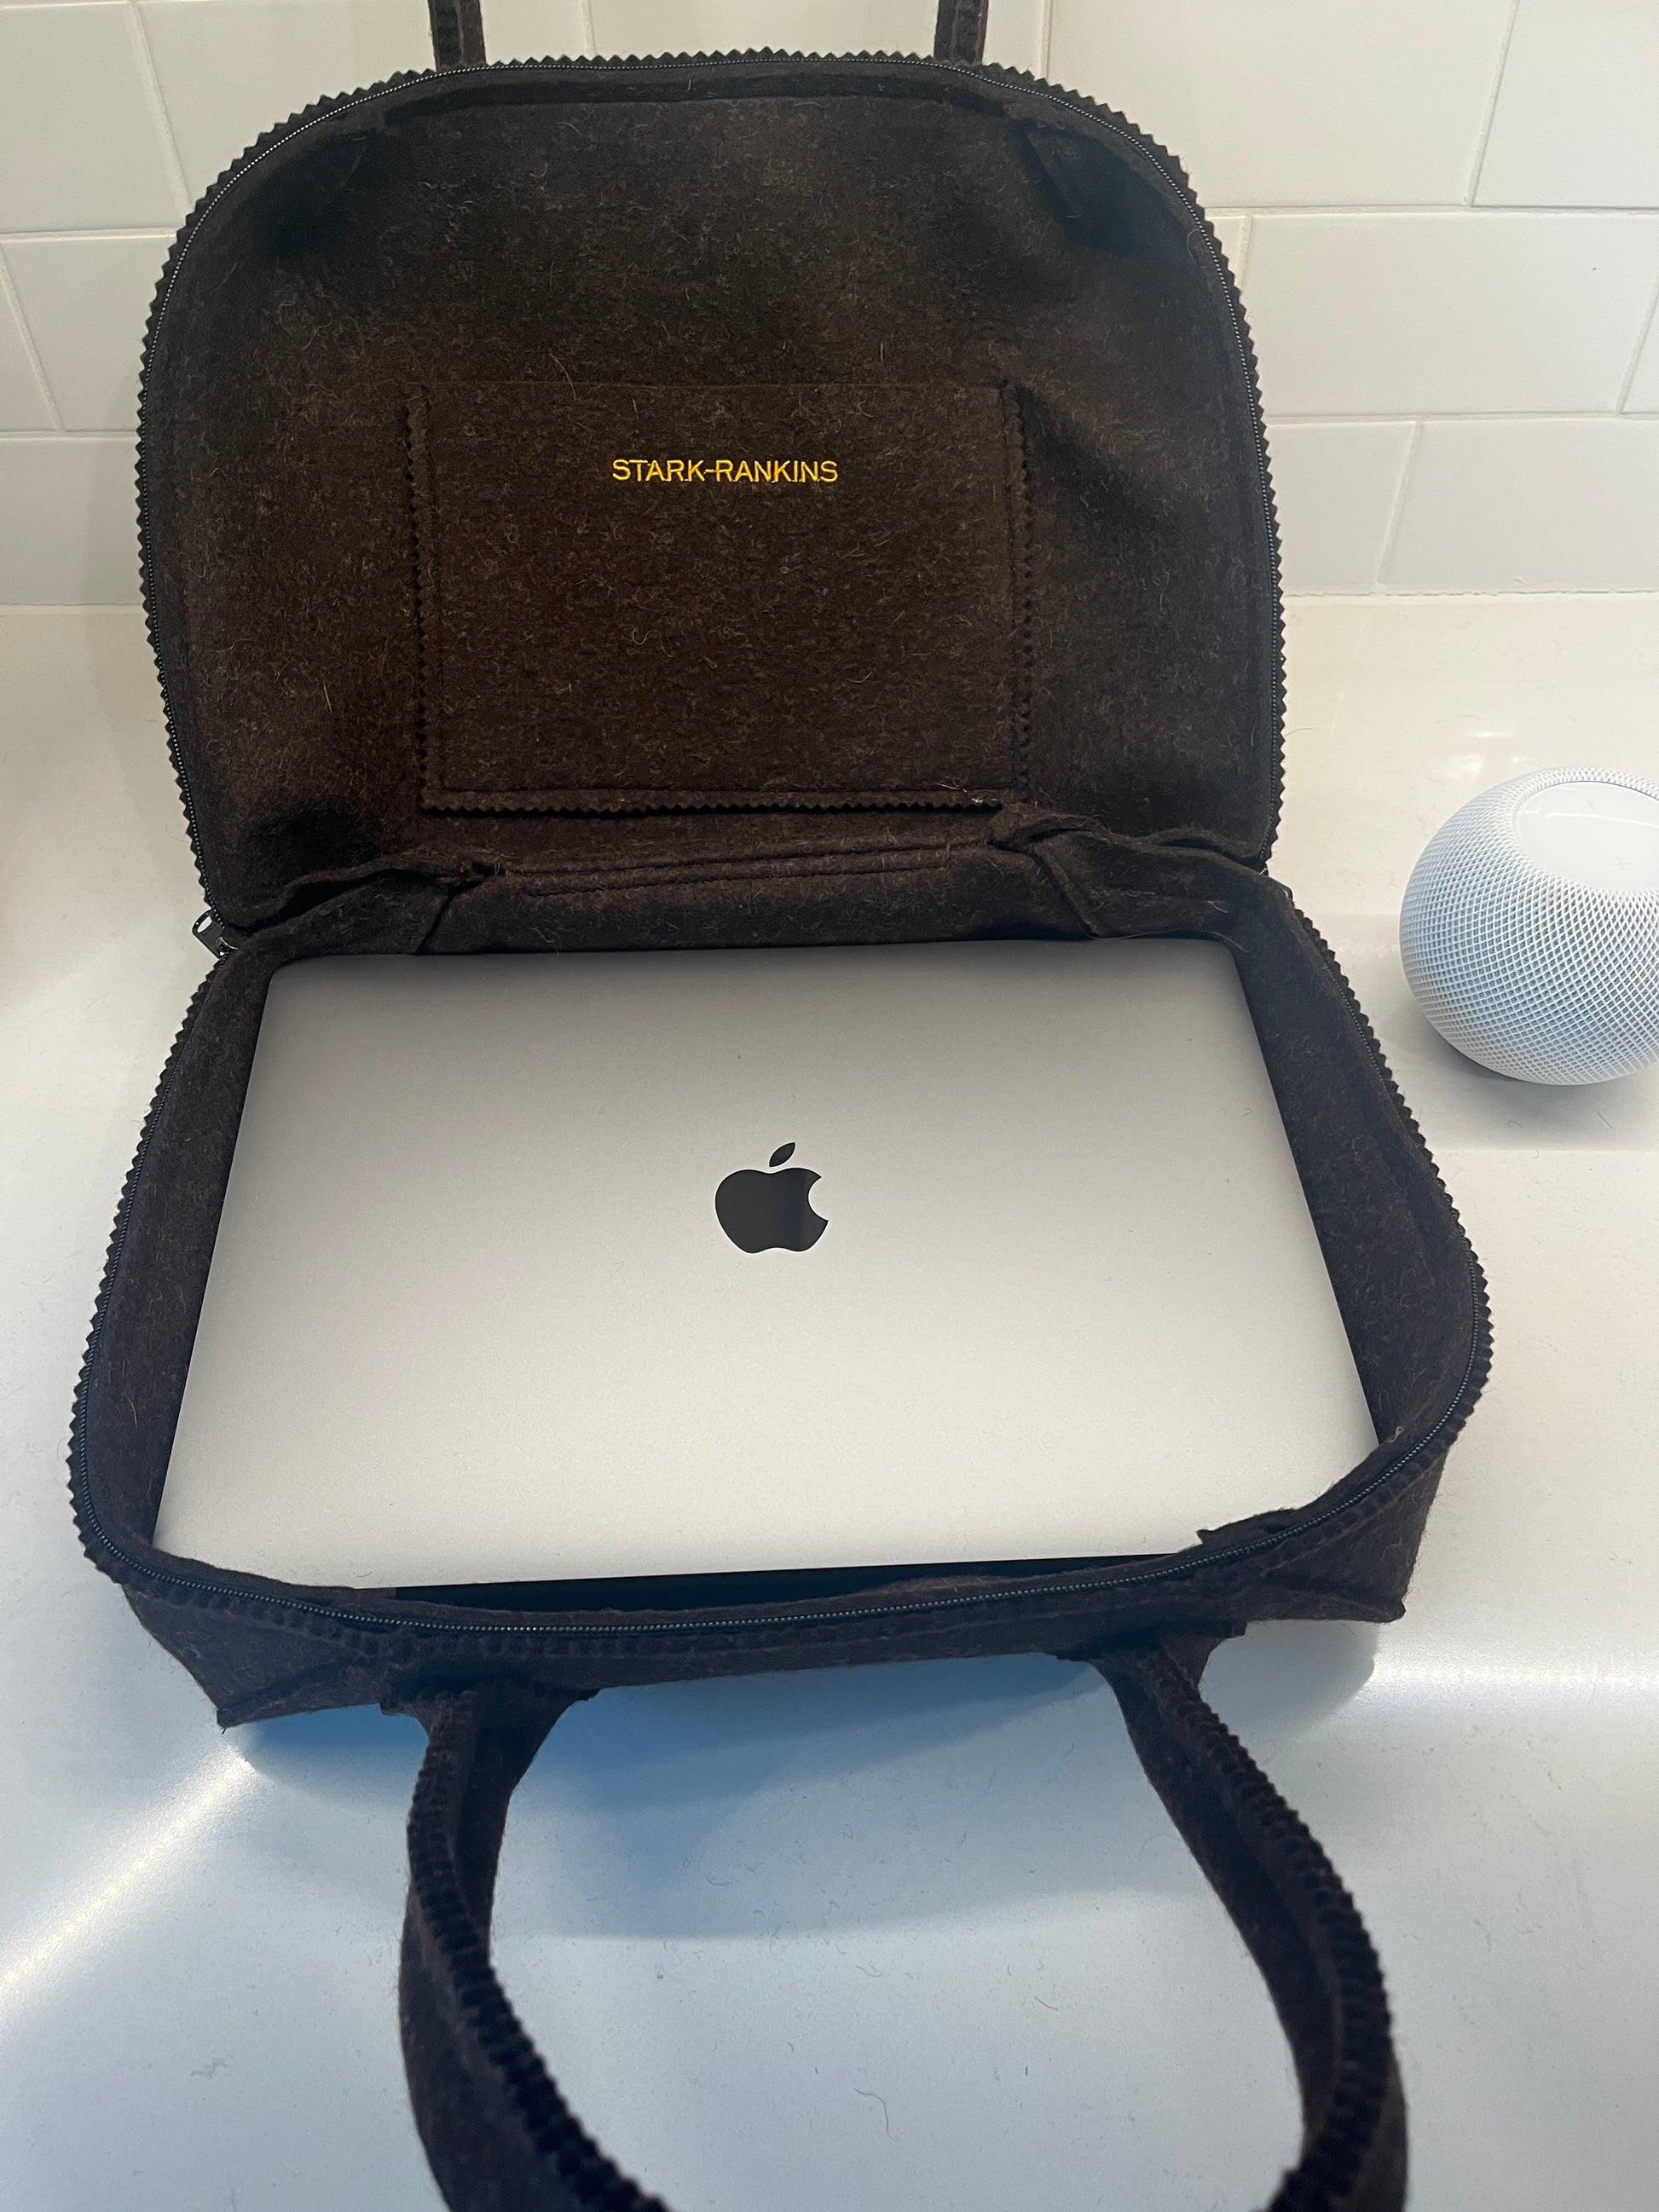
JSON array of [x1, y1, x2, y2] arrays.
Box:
[[70, 5, 1489, 2206]]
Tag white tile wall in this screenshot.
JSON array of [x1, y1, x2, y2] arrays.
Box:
[[1, 0, 1657, 599], [0, 276, 55, 430], [0, 436, 138, 602], [141, 0, 433, 198], [1049, 0, 1516, 210], [1263, 422, 1415, 594], [1384, 419, 1659, 593], [3, 233, 171, 429], [0, 6, 184, 232], [588, 1, 934, 58], [1628, 309, 1659, 414], [974, 0, 1044, 77], [1477, 0, 1659, 212], [1206, 213, 1249, 278], [1244, 214, 1659, 417], [475, 0, 587, 61]]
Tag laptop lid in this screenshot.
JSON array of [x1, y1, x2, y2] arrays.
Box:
[[154, 940, 1376, 1588]]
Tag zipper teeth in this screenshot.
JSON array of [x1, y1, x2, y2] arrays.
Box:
[[89, 57, 1412, 1644], [136, 47, 1286, 923], [70, 930, 1490, 1643]]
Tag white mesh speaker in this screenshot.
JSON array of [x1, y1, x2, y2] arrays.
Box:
[[1400, 767, 1659, 1086]]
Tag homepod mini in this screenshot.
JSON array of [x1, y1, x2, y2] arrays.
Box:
[[1400, 767, 1659, 1085]]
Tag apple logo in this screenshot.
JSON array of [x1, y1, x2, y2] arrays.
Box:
[[714, 1142, 828, 1254]]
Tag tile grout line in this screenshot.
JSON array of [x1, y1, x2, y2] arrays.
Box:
[[0, 430, 135, 444], [1616, 269, 1659, 413], [1371, 419, 1425, 592], [1246, 205, 1659, 220], [1266, 411, 1659, 426], [579, 0, 596, 59], [0, 231, 176, 248], [1466, 0, 1523, 208], [0, 250, 63, 433], [1284, 589, 1659, 606], [1037, 0, 1054, 81], [123, 0, 193, 219]]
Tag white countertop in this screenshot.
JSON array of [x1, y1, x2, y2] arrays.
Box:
[[2, 595, 1656, 2211]]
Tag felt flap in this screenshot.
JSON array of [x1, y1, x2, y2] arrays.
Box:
[[139, 55, 1281, 929]]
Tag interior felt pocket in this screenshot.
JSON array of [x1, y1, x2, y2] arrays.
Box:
[[409, 381, 1029, 814]]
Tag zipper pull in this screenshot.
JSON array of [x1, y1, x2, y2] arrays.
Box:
[[192, 910, 239, 959]]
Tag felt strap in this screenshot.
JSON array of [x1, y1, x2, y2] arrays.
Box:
[[1093, 1639, 1408, 2210], [428, 0, 486, 70], [397, 1648, 1405, 2212], [933, 0, 991, 64]]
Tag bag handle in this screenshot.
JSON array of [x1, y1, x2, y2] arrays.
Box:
[[425, 1, 991, 72], [397, 1642, 1405, 2212], [932, 0, 991, 65], [428, 0, 485, 70], [1095, 1638, 1407, 2209]]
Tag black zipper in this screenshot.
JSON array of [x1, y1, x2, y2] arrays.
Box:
[[71, 902, 1490, 1643], [136, 48, 1286, 930]]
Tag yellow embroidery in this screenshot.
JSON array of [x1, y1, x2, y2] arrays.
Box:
[[610, 459, 839, 485]]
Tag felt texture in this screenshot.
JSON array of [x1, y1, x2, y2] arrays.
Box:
[[410, 379, 1027, 812], [429, 0, 483, 72], [934, 0, 992, 66], [139, 61, 1280, 927]]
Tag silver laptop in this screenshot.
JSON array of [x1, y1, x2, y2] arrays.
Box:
[[154, 940, 1376, 1589]]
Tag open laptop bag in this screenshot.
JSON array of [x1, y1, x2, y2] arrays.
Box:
[[69, 5, 1491, 2206]]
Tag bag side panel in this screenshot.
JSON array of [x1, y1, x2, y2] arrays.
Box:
[[75, 834, 1486, 1727]]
